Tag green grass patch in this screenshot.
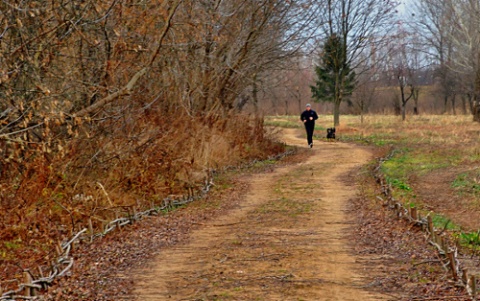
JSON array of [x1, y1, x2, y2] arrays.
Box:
[[363, 134, 398, 146], [458, 230, 480, 247], [453, 229, 480, 255], [380, 147, 461, 201], [452, 173, 470, 188], [381, 148, 453, 178], [264, 116, 302, 129], [385, 176, 412, 192], [252, 159, 277, 168], [431, 214, 459, 231], [452, 172, 480, 196]]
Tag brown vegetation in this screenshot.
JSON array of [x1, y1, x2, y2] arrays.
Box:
[[0, 111, 284, 285], [0, 0, 322, 288], [4, 0, 480, 297]]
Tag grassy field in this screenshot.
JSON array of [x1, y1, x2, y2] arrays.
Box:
[[266, 114, 480, 250]]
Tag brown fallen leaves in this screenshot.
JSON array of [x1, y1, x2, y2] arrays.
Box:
[[10, 149, 475, 300], [351, 172, 473, 300], [38, 165, 258, 300]]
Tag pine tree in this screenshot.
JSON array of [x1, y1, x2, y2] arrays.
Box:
[[311, 34, 356, 125]]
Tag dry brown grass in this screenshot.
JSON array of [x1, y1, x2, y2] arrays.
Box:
[[329, 115, 480, 231], [269, 114, 480, 232], [0, 112, 284, 286]]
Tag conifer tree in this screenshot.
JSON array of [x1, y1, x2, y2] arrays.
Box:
[[311, 34, 356, 125]]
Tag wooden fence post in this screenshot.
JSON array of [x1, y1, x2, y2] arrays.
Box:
[[470, 275, 477, 298], [411, 206, 418, 221], [427, 215, 434, 238], [447, 252, 458, 280], [462, 268, 468, 284], [436, 234, 442, 249], [23, 271, 32, 296], [441, 237, 447, 252], [55, 242, 63, 256]]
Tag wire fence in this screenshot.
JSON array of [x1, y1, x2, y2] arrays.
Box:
[[0, 148, 296, 301], [374, 156, 477, 300]]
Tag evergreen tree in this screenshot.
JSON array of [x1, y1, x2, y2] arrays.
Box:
[[311, 34, 356, 126]]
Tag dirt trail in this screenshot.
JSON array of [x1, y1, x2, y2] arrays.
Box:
[[134, 128, 388, 300]]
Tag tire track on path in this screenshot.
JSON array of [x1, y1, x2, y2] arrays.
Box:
[[134, 128, 389, 300]]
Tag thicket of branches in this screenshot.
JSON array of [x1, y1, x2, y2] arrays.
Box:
[[254, 0, 480, 121], [340, 0, 480, 120], [0, 0, 320, 282], [411, 0, 480, 120]]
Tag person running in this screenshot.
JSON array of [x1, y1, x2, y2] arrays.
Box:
[[300, 103, 318, 148]]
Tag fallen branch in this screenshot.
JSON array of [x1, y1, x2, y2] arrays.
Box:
[[73, 68, 147, 117], [413, 259, 442, 266], [410, 296, 471, 301]]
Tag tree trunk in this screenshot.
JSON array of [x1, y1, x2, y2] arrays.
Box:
[[443, 94, 448, 114], [467, 93, 474, 113], [413, 87, 419, 115], [461, 95, 467, 115], [200, 32, 213, 112], [400, 83, 406, 121], [359, 99, 364, 124], [451, 93, 456, 115], [475, 60, 480, 122], [474, 93, 480, 122], [252, 73, 258, 114], [472, 52, 480, 122], [296, 86, 302, 114], [393, 94, 401, 116], [333, 74, 342, 126], [334, 100, 340, 126], [474, 102, 480, 122]]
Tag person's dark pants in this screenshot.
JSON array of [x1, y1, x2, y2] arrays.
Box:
[[304, 123, 314, 145]]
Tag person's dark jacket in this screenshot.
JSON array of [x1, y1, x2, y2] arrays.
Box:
[[300, 109, 318, 126]]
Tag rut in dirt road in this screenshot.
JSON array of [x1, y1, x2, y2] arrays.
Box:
[[134, 129, 388, 300]]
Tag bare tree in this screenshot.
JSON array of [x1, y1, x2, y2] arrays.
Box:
[[163, 0, 322, 117], [314, 0, 398, 126], [415, 0, 480, 120], [257, 56, 315, 115], [352, 70, 378, 123], [448, 0, 480, 121], [393, 55, 414, 121], [386, 26, 425, 121], [2, 1, 337, 280], [412, 0, 458, 114]]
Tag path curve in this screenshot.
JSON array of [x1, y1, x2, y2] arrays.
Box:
[[134, 128, 387, 300]]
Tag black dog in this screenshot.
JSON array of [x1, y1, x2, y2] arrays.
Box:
[[326, 127, 336, 139]]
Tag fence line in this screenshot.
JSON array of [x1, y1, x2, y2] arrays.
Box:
[[374, 157, 476, 300], [0, 148, 296, 301]]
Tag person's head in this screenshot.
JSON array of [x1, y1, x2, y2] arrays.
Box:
[[306, 103, 311, 111]]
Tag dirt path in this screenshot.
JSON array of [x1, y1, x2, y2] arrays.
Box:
[[134, 128, 388, 300]]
